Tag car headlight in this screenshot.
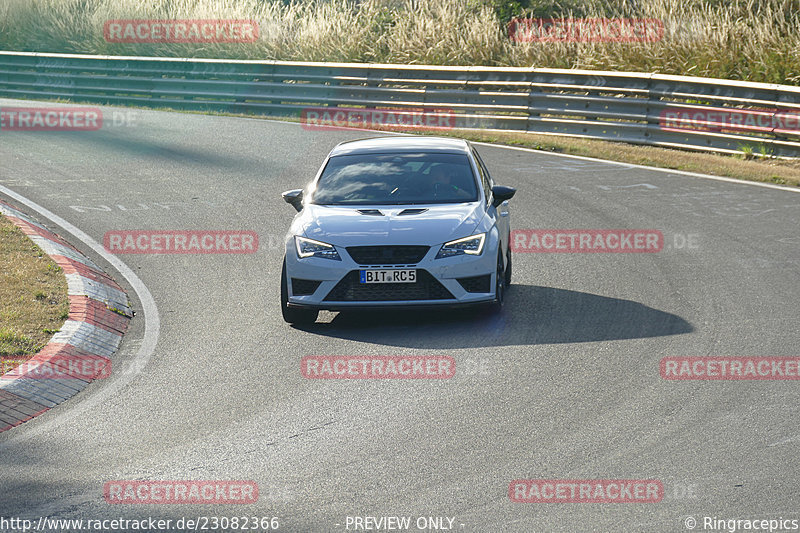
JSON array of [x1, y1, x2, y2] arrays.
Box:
[[435, 233, 486, 259], [295, 236, 341, 260]]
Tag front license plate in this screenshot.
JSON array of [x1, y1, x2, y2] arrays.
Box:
[[360, 269, 417, 284]]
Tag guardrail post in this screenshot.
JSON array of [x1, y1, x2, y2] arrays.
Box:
[[644, 72, 655, 145], [526, 74, 537, 133]]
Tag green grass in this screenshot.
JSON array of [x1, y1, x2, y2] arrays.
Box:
[[0, 328, 40, 356], [0, 216, 69, 358], [1, 0, 799, 85]]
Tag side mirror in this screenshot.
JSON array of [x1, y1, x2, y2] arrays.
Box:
[[491, 185, 516, 208], [282, 189, 304, 212]]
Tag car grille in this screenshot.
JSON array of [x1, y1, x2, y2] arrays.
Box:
[[291, 278, 322, 296], [457, 274, 491, 293], [346, 245, 430, 265], [323, 270, 454, 302]]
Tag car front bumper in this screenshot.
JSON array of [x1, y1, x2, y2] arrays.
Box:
[[285, 240, 498, 311]]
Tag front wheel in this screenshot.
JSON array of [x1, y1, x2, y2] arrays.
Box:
[[281, 258, 319, 325], [492, 249, 506, 310], [504, 244, 512, 286]]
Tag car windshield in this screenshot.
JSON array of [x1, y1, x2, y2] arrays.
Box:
[[311, 152, 479, 205]]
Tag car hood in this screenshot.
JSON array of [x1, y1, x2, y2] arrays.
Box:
[[297, 203, 485, 246]]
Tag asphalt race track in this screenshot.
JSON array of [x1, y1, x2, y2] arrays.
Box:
[[1, 98, 799, 532]]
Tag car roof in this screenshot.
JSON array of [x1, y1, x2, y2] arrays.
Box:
[[329, 136, 471, 156]]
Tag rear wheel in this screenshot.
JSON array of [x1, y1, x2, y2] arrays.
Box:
[[281, 258, 319, 325]]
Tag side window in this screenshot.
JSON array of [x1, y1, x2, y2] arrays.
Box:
[[472, 148, 493, 205]]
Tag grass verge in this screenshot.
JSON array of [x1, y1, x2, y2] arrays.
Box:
[[441, 129, 800, 188], [0, 214, 69, 363]]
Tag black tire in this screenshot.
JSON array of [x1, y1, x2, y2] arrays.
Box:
[[504, 243, 512, 286], [281, 258, 319, 325], [492, 249, 506, 310]]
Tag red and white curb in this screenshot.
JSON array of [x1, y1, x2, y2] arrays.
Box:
[[0, 199, 132, 433]]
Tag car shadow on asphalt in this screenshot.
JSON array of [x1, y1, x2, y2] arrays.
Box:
[[292, 284, 694, 348]]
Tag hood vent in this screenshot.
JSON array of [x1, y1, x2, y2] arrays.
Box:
[[357, 209, 384, 216], [397, 208, 429, 216]]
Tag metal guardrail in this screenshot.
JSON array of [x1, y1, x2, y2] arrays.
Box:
[[2, 50, 800, 157]]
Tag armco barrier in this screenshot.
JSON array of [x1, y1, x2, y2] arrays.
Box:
[[1, 51, 800, 157]]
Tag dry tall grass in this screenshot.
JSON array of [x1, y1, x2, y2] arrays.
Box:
[[506, 0, 800, 84], [0, 0, 798, 84]]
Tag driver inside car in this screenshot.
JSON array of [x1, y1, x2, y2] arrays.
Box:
[[430, 164, 474, 199]]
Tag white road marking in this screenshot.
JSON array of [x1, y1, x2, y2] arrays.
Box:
[[597, 183, 659, 190], [223, 114, 800, 193], [473, 141, 800, 194]]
